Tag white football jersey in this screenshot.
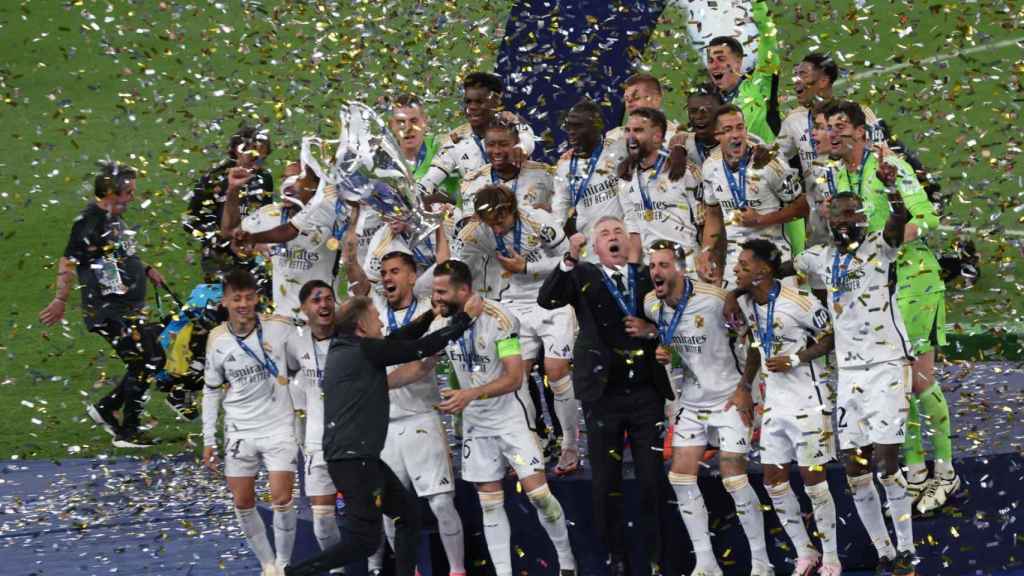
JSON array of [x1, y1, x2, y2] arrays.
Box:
[[433, 299, 528, 437], [372, 292, 442, 419], [203, 315, 295, 445], [676, 131, 719, 167], [702, 146, 802, 284], [460, 161, 554, 213], [243, 203, 336, 318], [620, 153, 703, 262], [453, 206, 565, 304], [642, 282, 744, 409], [776, 104, 883, 174], [419, 122, 537, 193], [290, 191, 383, 270], [363, 225, 437, 285], [738, 284, 832, 414], [552, 142, 624, 240], [795, 232, 913, 369], [284, 328, 331, 451]]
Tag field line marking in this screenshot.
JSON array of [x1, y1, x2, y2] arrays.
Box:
[[838, 35, 1024, 83]]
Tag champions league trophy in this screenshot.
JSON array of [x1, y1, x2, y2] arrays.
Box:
[[300, 101, 443, 247]]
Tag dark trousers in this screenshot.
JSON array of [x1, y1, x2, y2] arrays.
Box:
[[286, 458, 420, 576], [582, 384, 666, 570], [90, 317, 165, 431]]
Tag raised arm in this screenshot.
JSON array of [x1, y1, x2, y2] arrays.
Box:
[[537, 233, 586, 309]]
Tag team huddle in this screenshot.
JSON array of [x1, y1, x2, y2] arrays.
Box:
[[38, 2, 963, 576]]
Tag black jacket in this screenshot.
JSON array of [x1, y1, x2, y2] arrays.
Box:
[[321, 309, 472, 461], [538, 261, 673, 403]]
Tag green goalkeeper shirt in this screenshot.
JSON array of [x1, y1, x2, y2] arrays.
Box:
[[722, 0, 781, 144]]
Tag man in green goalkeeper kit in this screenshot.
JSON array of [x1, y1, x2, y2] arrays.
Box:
[[825, 101, 958, 514], [705, 0, 806, 256], [388, 93, 460, 200]]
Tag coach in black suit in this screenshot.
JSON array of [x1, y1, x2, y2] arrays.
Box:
[[538, 215, 674, 576]]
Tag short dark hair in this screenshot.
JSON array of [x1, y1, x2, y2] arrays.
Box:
[[474, 184, 518, 221], [802, 52, 839, 85], [741, 239, 782, 273], [299, 279, 333, 304], [831, 191, 862, 205], [709, 36, 744, 57], [335, 296, 373, 336], [223, 267, 259, 293], [484, 116, 519, 141], [93, 162, 136, 198], [463, 72, 503, 94], [434, 259, 473, 288], [688, 82, 724, 104], [648, 239, 687, 268], [570, 98, 604, 118], [624, 72, 662, 94], [628, 107, 668, 136], [392, 92, 423, 109], [381, 251, 417, 273], [825, 100, 866, 129], [713, 103, 744, 127], [228, 125, 272, 159]]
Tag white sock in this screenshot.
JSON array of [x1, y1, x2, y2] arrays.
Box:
[[880, 471, 915, 553], [550, 375, 579, 451], [906, 462, 928, 484], [723, 475, 769, 565], [933, 459, 955, 480], [848, 473, 896, 559], [428, 493, 466, 573], [804, 481, 839, 565], [479, 490, 513, 576], [272, 499, 297, 568], [669, 472, 717, 569], [526, 484, 576, 570], [766, 482, 813, 557], [235, 506, 277, 568], [311, 504, 341, 552]]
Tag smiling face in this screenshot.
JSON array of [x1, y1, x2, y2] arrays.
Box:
[[707, 44, 742, 92], [223, 285, 259, 326], [563, 108, 602, 153], [715, 111, 748, 163], [432, 274, 471, 317], [464, 86, 497, 130], [389, 104, 428, 152], [593, 218, 628, 267], [829, 195, 868, 248], [301, 286, 336, 332], [484, 126, 518, 172], [794, 61, 828, 106], [623, 81, 662, 114], [733, 249, 768, 292], [826, 112, 866, 161], [380, 255, 417, 308], [687, 93, 718, 139], [648, 248, 683, 299], [624, 114, 664, 161]]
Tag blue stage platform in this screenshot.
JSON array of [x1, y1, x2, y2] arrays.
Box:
[[1, 362, 1022, 575]]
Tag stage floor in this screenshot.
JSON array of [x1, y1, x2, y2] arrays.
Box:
[[1, 361, 1022, 575]]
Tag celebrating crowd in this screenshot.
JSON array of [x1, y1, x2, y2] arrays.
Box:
[[38, 2, 964, 575]]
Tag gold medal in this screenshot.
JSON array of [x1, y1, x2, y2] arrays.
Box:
[[326, 237, 340, 251], [833, 302, 843, 315], [643, 210, 654, 221], [730, 211, 742, 225], [276, 374, 289, 386]]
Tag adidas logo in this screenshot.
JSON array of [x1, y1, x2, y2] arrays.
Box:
[[813, 451, 824, 458], [226, 354, 237, 363], [440, 477, 450, 486], [736, 438, 747, 446], [302, 352, 311, 360]]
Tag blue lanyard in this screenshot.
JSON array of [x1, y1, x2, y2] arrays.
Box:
[[657, 279, 692, 346], [696, 140, 711, 164], [332, 198, 349, 242], [722, 151, 751, 209], [457, 323, 477, 372], [830, 250, 856, 303], [386, 299, 418, 332], [414, 143, 428, 173], [845, 147, 872, 197], [752, 281, 781, 356], [494, 218, 522, 257], [311, 334, 326, 390], [569, 141, 603, 206], [600, 266, 637, 316], [491, 169, 520, 199], [825, 166, 838, 198], [807, 110, 817, 158], [472, 133, 489, 164], [235, 320, 280, 378], [637, 150, 667, 212]]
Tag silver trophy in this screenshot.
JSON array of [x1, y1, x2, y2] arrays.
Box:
[[301, 102, 443, 247]]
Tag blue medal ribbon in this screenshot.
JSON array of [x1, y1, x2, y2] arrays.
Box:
[[637, 149, 668, 214], [722, 150, 751, 209], [490, 169, 520, 200], [825, 166, 838, 199], [386, 299, 419, 332], [807, 110, 818, 158], [472, 133, 489, 164], [235, 320, 280, 379], [752, 281, 782, 356], [657, 279, 692, 346], [696, 140, 711, 164], [569, 141, 603, 206], [493, 218, 522, 258], [457, 323, 477, 373], [830, 251, 856, 304], [600, 265, 638, 317]]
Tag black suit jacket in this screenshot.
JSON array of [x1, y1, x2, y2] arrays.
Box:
[[538, 260, 674, 403]]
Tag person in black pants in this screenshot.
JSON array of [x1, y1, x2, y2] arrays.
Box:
[[39, 162, 168, 449], [538, 216, 675, 576], [285, 293, 484, 576]]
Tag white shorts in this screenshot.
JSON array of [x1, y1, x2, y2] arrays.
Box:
[[672, 401, 751, 454], [760, 409, 834, 467], [836, 360, 911, 450], [508, 302, 576, 361], [300, 448, 337, 497], [224, 434, 299, 478], [461, 429, 546, 483], [380, 412, 456, 496]]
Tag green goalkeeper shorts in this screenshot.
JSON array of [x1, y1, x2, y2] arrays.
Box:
[[897, 290, 947, 355]]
